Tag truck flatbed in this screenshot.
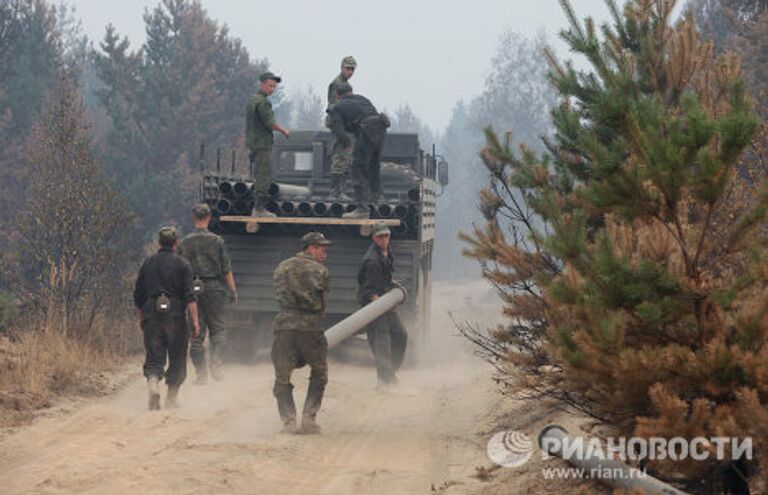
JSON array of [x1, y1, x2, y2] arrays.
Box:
[[219, 216, 401, 235]]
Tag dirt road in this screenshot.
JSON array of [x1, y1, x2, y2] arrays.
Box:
[[2, 281, 537, 495]]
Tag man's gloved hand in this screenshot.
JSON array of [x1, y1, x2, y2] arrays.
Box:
[[229, 291, 238, 305]]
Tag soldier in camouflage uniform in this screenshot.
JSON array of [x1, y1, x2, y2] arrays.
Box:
[[271, 232, 331, 434], [326, 56, 357, 200], [178, 203, 238, 383], [246, 71, 291, 217]]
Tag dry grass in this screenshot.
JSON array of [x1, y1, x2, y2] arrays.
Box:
[[0, 312, 142, 427]]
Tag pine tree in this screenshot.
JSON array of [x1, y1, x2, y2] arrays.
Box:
[[463, 0, 764, 488], [92, 0, 273, 231]]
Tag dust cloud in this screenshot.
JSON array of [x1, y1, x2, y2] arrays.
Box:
[[0, 280, 510, 494]]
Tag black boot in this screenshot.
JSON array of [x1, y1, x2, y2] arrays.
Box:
[[147, 377, 161, 411], [300, 380, 325, 434], [165, 384, 180, 409], [274, 385, 297, 433], [338, 175, 352, 202]]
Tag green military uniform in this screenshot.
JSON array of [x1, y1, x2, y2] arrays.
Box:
[[326, 56, 357, 192], [246, 88, 277, 204], [327, 74, 354, 178], [271, 232, 331, 433], [178, 226, 233, 381]]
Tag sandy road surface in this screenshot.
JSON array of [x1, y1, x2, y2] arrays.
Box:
[[0, 281, 532, 495]]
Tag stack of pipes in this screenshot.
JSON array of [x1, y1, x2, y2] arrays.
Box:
[[203, 174, 423, 238]]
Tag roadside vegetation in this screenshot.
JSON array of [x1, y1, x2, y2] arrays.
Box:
[[462, 0, 767, 491]]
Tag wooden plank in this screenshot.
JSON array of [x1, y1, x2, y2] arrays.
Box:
[[220, 216, 400, 226]]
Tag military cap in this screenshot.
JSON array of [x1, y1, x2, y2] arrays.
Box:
[[259, 71, 282, 83], [335, 81, 353, 96], [372, 222, 391, 237], [301, 232, 331, 248], [158, 226, 179, 245], [341, 56, 357, 68], [192, 202, 212, 219]]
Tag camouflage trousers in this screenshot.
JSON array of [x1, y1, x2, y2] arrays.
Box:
[[366, 310, 407, 384], [249, 148, 272, 204], [331, 135, 353, 176], [189, 289, 227, 379], [142, 315, 188, 387], [271, 330, 328, 424]]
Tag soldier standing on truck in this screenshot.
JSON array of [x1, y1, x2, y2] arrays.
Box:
[[271, 232, 332, 434], [357, 222, 408, 387], [246, 71, 291, 218], [178, 203, 238, 384], [327, 82, 390, 219], [133, 227, 200, 410], [326, 56, 357, 200]]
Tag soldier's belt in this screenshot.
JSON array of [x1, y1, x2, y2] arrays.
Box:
[[280, 309, 322, 316]]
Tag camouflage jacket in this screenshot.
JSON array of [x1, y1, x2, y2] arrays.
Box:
[[245, 90, 276, 150], [178, 228, 232, 290], [273, 251, 330, 332], [327, 73, 349, 107]]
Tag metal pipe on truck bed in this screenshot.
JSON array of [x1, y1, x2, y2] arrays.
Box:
[[219, 181, 235, 196], [269, 182, 311, 199], [233, 199, 252, 215], [297, 202, 313, 216], [233, 181, 252, 197], [538, 425, 690, 495], [325, 288, 406, 349], [313, 202, 329, 216], [394, 204, 408, 218], [377, 204, 393, 218], [329, 203, 345, 217], [279, 201, 296, 215], [392, 221, 408, 235], [216, 198, 232, 214]]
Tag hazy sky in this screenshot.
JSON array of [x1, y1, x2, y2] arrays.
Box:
[[66, 0, 680, 132]]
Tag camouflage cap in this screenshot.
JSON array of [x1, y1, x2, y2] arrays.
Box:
[[301, 232, 331, 248], [335, 81, 353, 96], [341, 55, 357, 68], [192, 202, 212, 219], [371, 222, 391, 237], [158, 226, 179, 245], [259, 71, 282, 83]]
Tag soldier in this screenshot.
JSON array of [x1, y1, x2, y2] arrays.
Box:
[[246, 71, 291, 217], [133, 227, 200, 410], [326, 56, 357, 200], [178, 203, 238, 384], [271, 232, 331, 434], [357, 222, 408, 387], [327, 82, 390, 219]]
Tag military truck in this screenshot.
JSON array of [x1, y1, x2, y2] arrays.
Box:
[[199, 130, 447, 361]]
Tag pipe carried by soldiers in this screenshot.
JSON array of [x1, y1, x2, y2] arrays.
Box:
[[325, 287, 406, 349]]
